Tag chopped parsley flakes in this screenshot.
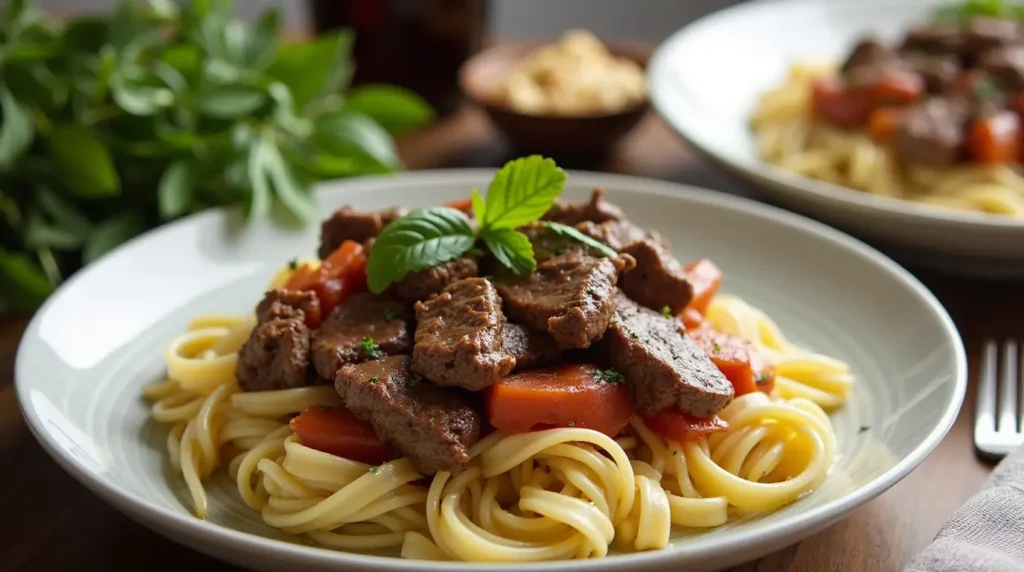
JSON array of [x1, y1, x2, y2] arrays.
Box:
[[369, 466, 378, 474], [361, 337, 382, 359], [369, 376, 379, 384], [712, 342, 722, 353], [756, 371, 772, 384], [660, 305, 671, 317], [288, 258, 299, 270], [594, 369, 625, 385], [858, 425, 870, 434]]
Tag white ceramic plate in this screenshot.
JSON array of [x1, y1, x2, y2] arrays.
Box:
[[648, 0, 1024, 277], [16, 171, 965, 572]]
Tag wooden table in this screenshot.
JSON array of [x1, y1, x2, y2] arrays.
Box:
[[0, 107, 1008, 571]]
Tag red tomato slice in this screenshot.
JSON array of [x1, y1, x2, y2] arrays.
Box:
[[285, 240, 368, 319], [290, 406, 398, 465], [486, 363, 634, 437], [684, 258, 723, 317], [645, 408, 729, 443]]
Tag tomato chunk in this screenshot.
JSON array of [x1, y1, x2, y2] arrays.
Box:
[[486, 363, 634, 437], [681, 307, 708, 330], [688, 327, 759, 396], [290, 406, 398, 465], [645, 408, 728, 443], [867, 107, 908, 144], [684, 259, 723, 316], [812, 77, 873, 129], [968, 111, 1021, 165], [286, 240, 367, 318]]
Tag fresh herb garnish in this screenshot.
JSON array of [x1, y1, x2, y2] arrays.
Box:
[[933, 0, 1024, 22], [756, 371, 772, 385], [859, 425, 871, 434], [288, 258, 299, 270], [541, 221, 617, 258], [712, 342, 722, 353], [660, 305, 671, 317], [361, 337, 381, 359], [594, 369, 625, 385], [366, 156, 568, 292], [369, 376, 379, 384], [369, 466, 378, 474]]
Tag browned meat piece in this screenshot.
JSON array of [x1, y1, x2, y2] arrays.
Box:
[[237, 289, 319, 392], [978, 45, 1024, 91], [543, 188, 626, 225], [519, 222, 608, 263], [892, 97, 970, 167], [336, 356, 482, 474], [574, 219, 668, 251], [904, 53, 961, 93], [319, 206, 408, 258], [496, 251, 635, 350], [390, 257, 479, 303], [619, 240, 694, 315], [310, 292, 411, 379], [840, 38, 895, 74], [501, 322, 561, 371], [599, 291, 733, 417], [255, 289, 319, 323], [901, 22, 965, 55], [965, 17, 1023, 57], [412, 278, 514, 390]]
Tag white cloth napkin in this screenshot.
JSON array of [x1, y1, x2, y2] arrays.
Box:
[[905, 445, 1024, 572]]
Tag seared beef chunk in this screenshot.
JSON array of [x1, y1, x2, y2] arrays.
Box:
[[901, 22, 965, 55], [496, 251, 635, 350], [256, 289, 319, 323], [892, 97, 970, 167], [978, 45, 1024, 91], [336, 356, 481, 474], [391, 256, 479, 303], [964, 17, 1022, 57], [619, 240, 693, 314], [311, 292, 410, 379], [543, 188, 625, 225], [237, 289, 319, 392], [413, 278, 514, 390], [520, 222, 607, 263], [600, 291, 733, 417], [319, 206, 408, 258], [574, 219, 668, 252], [905, 53, 961, 93], [502, 322, 561, 371], [841, 38, 894, 74]]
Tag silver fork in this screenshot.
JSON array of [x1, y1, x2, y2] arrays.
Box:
[[975, 339, 1024, 459]]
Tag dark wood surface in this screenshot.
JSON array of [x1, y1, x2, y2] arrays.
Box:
[[0, 106, 1008, 571]]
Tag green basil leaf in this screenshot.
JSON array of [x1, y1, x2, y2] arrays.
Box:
[[37, 187, 92, 236], [25, 211, 85, 250], [541, 221, 618, 258], [481, 155, 567, 231], [196, 84, 267, 119], [471, 187, 486, 222], [313, 110, 399, 172], [246, 139, 271, 221], [268, 30, 353, 109], [0, 248, 53, 313], [0, 87, 34, 169], [482, 227, 535, 275], [366, 207, 475, 293], [49, 124, 120, 198], [158, 159, 195, 220], [262, 141, 317, 223], [343, 84, 434, 135], [83, 214, 144, 263]]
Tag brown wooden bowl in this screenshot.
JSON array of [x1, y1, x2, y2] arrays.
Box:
[[459, 40, 651, 157]]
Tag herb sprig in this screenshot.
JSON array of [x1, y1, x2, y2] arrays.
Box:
[[933, 0, 1024, 21], [367, 156, 617, 292], [0, 0, 433, 315], [594, 368, 625, 385]]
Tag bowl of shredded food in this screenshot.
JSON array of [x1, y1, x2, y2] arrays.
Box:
[[460, 30, 650, 155]]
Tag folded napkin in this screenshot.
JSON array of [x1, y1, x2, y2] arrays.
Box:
[[905, 445, 1024, 572]]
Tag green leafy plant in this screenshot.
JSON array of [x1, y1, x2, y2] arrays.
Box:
[[933, 0, 1024, 20], [0, 0, 433, 315], [366, 155, 613, 294]]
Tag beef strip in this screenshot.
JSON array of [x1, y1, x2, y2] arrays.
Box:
[[496, 251, 636, 350], [978, 45, 1024, 91], [904, 52, 962, 93], [619, 240, 694, 315], [599, 291, 733, 417], [519, 222, 608, 263], [964, 17, 1023, 58], [237, 289, 320, 392], [543, 188, 626, 225], [335, 355, 481, 474], [501, 322, 561, 371], [574, 219, 668, 252], [840, 38, 895, 74], [390, 256, 479, 303], [319, 206, 408, 258], [901, 21, 965, 55], [412, 278, 514, 390], [310, 292, 411, 380], [891, 97, 971, 167]]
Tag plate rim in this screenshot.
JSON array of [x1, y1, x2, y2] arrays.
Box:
[[15, 169, 968, 570], [647, 0, 1024, 232]]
